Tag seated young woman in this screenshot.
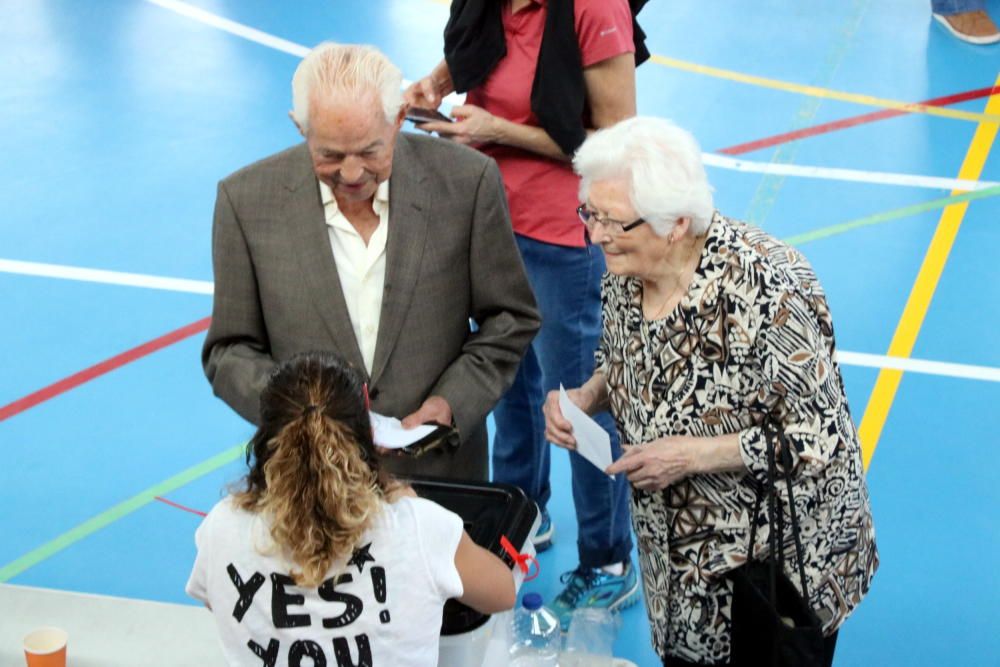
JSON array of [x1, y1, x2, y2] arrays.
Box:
[[186, 352, 516, 666]]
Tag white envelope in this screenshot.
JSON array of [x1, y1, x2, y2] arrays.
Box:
[[558, 384, 615, 478], [370, 411, 437, 449]]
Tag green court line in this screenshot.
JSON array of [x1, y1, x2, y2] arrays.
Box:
[[743, 0, 870, 228], [0, 443, 246, 582], [784, 184, 1000, 247]]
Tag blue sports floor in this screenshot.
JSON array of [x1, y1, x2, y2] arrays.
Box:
[[2, 1, 999, 665]]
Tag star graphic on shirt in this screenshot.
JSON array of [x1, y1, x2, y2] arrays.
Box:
[[347, 543, 375, 573]]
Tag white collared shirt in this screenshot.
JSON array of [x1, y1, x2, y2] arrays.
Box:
[[319, 179, 390, 374]]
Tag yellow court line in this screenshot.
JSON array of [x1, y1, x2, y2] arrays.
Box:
[[857, 74, 1000, 470], [650, 54, 1000, 124]]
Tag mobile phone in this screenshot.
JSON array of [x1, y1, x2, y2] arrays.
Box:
[[406, 107, 453, 124]]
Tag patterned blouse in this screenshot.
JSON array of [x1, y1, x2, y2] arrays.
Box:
[[595, 213, 878, 664]]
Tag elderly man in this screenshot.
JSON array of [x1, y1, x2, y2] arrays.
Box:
[[203, 43, 540, 480]]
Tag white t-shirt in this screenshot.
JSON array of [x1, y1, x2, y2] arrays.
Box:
[[186, 495, 464, 667]]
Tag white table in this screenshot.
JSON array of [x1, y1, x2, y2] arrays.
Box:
[[0, 584, 225, 666]]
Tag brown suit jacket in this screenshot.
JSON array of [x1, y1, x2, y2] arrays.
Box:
[[202, 132, 540, 480]]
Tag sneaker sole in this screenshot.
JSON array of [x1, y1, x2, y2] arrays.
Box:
[[607, 575, 641, 613], [932, 13, 1000, 44], [533, 537, 553, 552], [532, 522, 555, 552]]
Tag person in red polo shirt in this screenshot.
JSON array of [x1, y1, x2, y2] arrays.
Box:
[[406, 0, 647, 629]]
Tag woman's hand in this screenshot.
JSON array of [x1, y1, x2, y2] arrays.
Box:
[[403, 76, 443, 110], [606, 436, 696, 491], [403, 60, 454, 111], [418, 104, 503, 146], [542, 387, 593, 450]]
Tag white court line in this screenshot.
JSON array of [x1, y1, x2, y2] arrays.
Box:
[[145, 0, 467, 106], [4, 258, 1000, 383], [834, 351, 1000, 383], [145, 0, 996, 192], [0, 259, 213, 294], [147, 0, 309, 57], [702, 153, 1000, 192]]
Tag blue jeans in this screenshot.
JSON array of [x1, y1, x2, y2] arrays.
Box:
[[492, 234, 633, 568], [932, 0, 985, 14]]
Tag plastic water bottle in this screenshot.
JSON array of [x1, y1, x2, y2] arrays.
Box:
[[509, 592, 560, 667]]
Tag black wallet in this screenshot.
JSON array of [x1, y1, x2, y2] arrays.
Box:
[[392, 422, 460, 457]]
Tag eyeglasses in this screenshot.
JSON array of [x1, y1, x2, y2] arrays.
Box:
[[576, 204, 646, 236]]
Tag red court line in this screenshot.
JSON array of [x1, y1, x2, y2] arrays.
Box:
[[155, 496, 208, 517], [719, 85, 1000, 155], [0, 317, 211, 422]]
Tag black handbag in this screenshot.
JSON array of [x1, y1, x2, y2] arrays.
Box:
[[727, 420, 825, 666]]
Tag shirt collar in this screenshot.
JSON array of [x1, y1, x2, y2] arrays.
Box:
[[509, 0, 545, 11], [319, 179, 390, 217]]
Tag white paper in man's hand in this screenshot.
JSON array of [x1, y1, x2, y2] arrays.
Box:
[[370, 412, 437, 449], [558, 384, 615, 478]]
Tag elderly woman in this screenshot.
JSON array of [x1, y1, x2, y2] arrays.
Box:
[[543, 117, 878, 666]]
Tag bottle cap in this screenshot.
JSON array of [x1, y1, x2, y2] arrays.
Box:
[[522, 592, 543, 611]]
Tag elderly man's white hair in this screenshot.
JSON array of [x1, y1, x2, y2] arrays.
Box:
[[291, 42, 404, 130], [574, 117, 714, 236]]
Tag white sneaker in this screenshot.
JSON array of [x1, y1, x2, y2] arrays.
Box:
[[531, 507, 554, 551], [933, 10, 1000, 45]]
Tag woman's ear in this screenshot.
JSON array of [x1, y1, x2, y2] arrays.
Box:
[[670, 217, 692, 243]]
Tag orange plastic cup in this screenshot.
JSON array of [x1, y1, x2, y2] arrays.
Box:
[[22, 627, 67, 667]]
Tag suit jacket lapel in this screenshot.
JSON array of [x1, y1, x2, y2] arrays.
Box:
[[370, 134, 429, 387], [283, 144, 368, 377]]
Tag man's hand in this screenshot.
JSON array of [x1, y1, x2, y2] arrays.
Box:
[[401, 395, 453, 429], [606, 436, 696, 491]]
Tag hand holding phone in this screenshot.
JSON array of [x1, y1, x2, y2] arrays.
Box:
[[406, 107, 453, 125]]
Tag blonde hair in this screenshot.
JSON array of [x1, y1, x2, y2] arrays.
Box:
[[291, 42, 403, 130], [235, 353, 391, 587]]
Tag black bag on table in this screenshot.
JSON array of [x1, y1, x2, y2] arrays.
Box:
[[727, 420, 825, 666]]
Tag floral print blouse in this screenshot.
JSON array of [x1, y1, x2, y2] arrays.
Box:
[[595, 213, 878, 663]]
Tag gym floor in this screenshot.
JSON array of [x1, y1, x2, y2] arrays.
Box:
[[2, 1, 998, 665]]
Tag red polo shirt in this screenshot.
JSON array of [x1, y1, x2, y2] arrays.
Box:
[[465, 0, 634, 248]]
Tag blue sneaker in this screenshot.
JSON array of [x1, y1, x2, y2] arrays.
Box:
[[532, 508, 554, 552], [550, 560, 640, 631]]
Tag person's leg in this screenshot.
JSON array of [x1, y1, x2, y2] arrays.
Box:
[[519, 238, 632, 566], [518, 237, 637, 625], [549, 245, 632, 570], [567, 433, 632, 565], [491, 343, 550, 507], [491, 236, 551, 514], [931, 0, 984, 14]]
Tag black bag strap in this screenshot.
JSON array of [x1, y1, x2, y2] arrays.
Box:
[[775, 426, 811, 601], [747, 420, 811, 604], [766, 423, 781, 603]]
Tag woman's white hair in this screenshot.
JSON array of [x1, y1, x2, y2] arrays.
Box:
[[573, 117, 714, 236], [291, 42, 404, 130]]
